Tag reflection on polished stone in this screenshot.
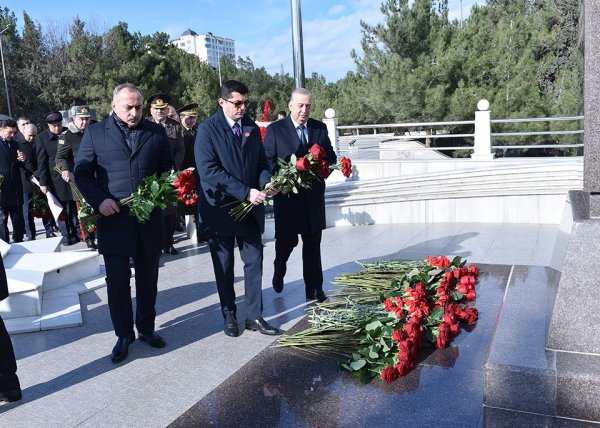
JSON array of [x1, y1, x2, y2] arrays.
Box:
[[170, 265, 515, 428]]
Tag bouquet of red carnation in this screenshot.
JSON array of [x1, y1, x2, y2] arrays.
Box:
[[173, 168, 199, 207]]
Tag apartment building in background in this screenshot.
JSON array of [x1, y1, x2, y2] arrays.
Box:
[[171, 29, 235, 68]]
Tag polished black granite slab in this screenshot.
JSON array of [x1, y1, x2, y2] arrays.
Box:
[[170, 265, 518, 428]]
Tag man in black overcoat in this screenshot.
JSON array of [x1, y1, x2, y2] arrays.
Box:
[[74, 83, 173, 363], [36, 112, 78, 244], [195, 80, 278, 337], [0, 255, 22, 404], [263, 88, 337, 302], [0, 119, 27, 243]]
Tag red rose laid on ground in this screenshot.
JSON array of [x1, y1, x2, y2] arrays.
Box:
[[277, 255, 480, 384]]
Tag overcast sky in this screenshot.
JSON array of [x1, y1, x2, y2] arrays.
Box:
[[6, 0, 485, 82]]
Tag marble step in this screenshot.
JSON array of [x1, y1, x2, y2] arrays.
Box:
[[483, 265, 600, 423], [3, 251, 100, 293], [5, 273, 107, 334], [324, 163, 581, 224], [326, 163, 582, 205]]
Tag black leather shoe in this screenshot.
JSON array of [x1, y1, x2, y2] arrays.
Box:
[[138, 331, 166, 348], [316, 290, 328, 303], [0, 387, 22, 403], [224, 314, 239, 337], [86, 239, 97, 250], [168, 245, 179, 255], [272, 275, 284, 293], [111, 335, 135, 363], [306, 290, 328, 303], [245, 318, 279, 335]]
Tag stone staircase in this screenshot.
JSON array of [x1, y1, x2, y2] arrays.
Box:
[[0, 238, 105, 333], [325, 160, 583, 225]]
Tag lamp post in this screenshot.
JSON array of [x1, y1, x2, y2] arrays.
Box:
[[0, 25, 12, 117], [207, 32, 222, 86], [290, 0, 306, 88]]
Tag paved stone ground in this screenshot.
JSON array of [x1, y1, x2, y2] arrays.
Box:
[[0, 222, 567, 427]]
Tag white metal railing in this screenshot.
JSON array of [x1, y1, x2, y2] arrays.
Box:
[[321, 101, 584, 159]]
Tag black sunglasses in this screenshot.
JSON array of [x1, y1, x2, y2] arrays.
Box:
[[223, 99, 250, 108]]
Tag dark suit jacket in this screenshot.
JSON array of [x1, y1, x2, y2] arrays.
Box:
[[152, 117, 184, 170], [35, 128, 73, 202], [195, 108, 271, 236], [263, 117, 336, 235], [74, 115, 173, 256], [17, 140, 36, 194], [0, 138, 26, 207]]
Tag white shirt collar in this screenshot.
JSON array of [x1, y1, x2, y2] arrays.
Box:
[[224, 115, 241, 130], [290, 118, 306, 129]]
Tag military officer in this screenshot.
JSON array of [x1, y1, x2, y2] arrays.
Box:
[[36, 112, 79, 244], [147, 93, 184, 255], [177, 103, 205, 242], [56, 105, 96, 249]]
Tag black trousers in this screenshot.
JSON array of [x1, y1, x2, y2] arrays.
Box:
[[274, 230, 323, 297], [0, 315, 19, 392], [2, 205, 25, 243], [207, 223, 264, 320], [103, 242, 161, 338], [163, 212, 177, 249], [63, 200, 79, 239]]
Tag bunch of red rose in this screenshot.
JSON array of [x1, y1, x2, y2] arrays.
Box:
[[173, 168, 198, 207], [226, 144, 352, 221], [378, 256, 480, 383], [295, 143, 353, 179]]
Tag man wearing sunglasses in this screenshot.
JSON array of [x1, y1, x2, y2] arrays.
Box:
[[195, 80, 279, 338]]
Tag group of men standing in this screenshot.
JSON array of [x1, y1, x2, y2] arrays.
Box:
[[1, 79, 337, 404], [0, 108, 97, 248]]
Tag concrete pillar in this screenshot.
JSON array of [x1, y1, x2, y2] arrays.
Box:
[[323, 108, 339, 155], [471, 99, 495, 160]]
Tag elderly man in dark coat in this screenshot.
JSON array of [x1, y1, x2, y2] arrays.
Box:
[[195, 80, 278, 338], [74, 83, 173, 363], [263, 88, 337, 303], [0, 255, 22, 404], [17, 123, 37, 241]]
